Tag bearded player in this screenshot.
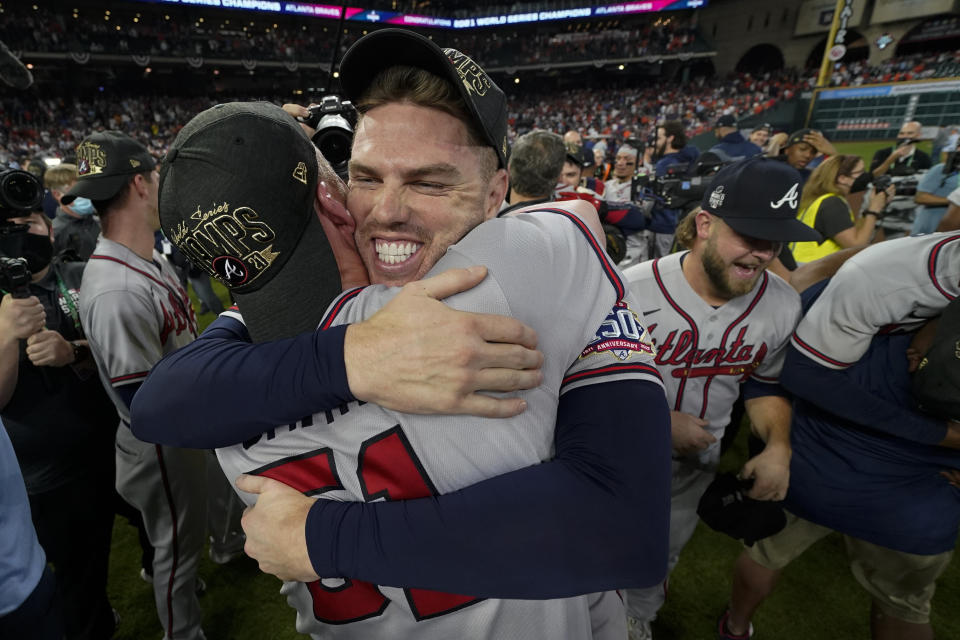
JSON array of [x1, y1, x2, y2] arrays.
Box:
[[136, 30, 671, 639], [621, 155, 822, 640]]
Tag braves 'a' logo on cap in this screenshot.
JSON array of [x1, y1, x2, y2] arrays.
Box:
[[76, 141, 106, 176], [770, 183, 799, 210], [709, 185, 725, 209], [212, 256, 249, 285]]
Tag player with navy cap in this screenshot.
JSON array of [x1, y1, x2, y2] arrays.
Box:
[[135, 28, 672, 639], [621, 155, 820, 640]]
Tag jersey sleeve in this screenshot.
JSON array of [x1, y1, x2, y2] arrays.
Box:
[[83, 289, 164, 390], [791, 261, 892, 369], [814, 195, 854, 240], [130, 311, 353, 448]]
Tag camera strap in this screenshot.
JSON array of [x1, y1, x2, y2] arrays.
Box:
[[55, 273, 81, 334]]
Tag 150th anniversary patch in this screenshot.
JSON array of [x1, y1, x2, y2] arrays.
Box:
[[581, 301, 656, 362]]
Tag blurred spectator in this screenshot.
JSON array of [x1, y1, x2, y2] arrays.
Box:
[[912, 155, 960, 235], [870, 121, 931, 177]]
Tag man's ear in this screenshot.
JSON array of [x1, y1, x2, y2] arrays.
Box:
[[316, 180, 354, 232], [694, 210, 714, 240], [484, 168, 509, 220]]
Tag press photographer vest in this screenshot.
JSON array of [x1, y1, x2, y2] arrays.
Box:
[[790, 192, 852, 264]]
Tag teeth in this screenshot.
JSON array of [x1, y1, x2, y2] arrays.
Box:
[[375, 240, 420, 264]]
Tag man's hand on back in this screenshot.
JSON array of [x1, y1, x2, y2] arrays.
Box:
[[344, 266, 544, 418]]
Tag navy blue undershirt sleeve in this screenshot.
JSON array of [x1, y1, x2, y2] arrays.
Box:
[[741, 377, 788, 401], [130, 315, 353, 448], [780, 345, 947, 445], [304, 379, 672, 599]]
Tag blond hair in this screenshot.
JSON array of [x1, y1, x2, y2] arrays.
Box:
[[44, 163, 78, 191], [674, 207, 700, 249], [798, 154, 861, 213]]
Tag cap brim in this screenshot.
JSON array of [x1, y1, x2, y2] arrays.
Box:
[[233, 209, 342, 342], [61, 174, 129, 204], [720, 214, 823, 243]]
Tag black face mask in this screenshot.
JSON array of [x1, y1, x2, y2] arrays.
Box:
[[896, 137, 914, 146], [0, 231, 53, 275]]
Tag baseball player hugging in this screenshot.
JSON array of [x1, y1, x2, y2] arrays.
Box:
[[621, 156, 825, 639]]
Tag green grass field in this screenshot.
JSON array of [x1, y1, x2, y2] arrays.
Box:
[[104, 207, 958, 640]]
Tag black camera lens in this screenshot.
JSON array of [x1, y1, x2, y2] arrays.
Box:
[[0, 169, 44, 213], [316, 130, 350, 166]]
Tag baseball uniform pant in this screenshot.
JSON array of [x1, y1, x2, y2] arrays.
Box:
[[747, 511, 954, 624], [116, 425, 207, 640], [205, 450, 244, 559], [625, 458, 716, 623]]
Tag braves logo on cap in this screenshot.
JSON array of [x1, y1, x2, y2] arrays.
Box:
[[580, 302, 655, 362], [212, 255, 250, 285], [769, 183, 799, 210], [76, 141, 106, 176]]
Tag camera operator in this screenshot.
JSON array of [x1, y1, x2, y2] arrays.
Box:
[[790, 155, 895, 265], [911, 152, 960, 235], [650, 120, 700, 257], [0, 206, 119, 640], [604, 142, 656, 267], [871, 121, 932, 178]]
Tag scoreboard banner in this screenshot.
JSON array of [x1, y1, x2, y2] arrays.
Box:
[[134, 0, 707, 28]]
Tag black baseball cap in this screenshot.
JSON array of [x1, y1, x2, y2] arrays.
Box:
[[697, 473, 787, 546], [715, 114, 737, 128], [62, 131, 157, 204], [158, 101, 341, 343], [701, 156, 822, 243], [338, 28, 509, 169], [785, 128, 817, 148], [565, 143, 590, 169], [912, 298, 960, 421]]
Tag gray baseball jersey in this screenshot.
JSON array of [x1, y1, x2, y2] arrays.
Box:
[[217, 209, 662, 640], [792, 232, 960, 369], [80, 237, 199, 421], [624, 251, 801, 463], [80, 236, 207, 640]]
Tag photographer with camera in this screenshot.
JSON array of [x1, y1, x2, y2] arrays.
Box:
[[871, 121, 932, 178], [0, 180, 119, 639], [790, 155, 895, 265], [911, 151, 960, 235]]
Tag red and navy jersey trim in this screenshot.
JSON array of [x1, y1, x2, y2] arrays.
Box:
[[111, 371, 150, 385], [927, 234, 960, 301], [652, 257, 700, 410], [791, 332, 854, 369], [320, 287, 366, 330], [531, 207, 626, 302], [561, 363, 661, 392]]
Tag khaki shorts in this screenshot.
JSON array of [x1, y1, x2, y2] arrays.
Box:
[[746, 511, 954, 624]]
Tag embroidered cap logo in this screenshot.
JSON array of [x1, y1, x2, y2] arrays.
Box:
[[770, 183, 799, 210]]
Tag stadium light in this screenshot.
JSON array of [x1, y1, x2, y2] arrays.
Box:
[[333, 71, 340, 78], [618, 64, 625, 70], [514, 77, 520, 84]]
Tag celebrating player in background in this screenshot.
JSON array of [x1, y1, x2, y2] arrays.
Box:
[[71, 131, 208, 640], [0, 208, 118, 640], [622, 156, 823, 640], [722, 233, 960, 640], [500, 129, 566, 213], [136, 29, 671, 639]]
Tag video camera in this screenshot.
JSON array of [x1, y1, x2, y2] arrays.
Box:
[[638, 151, 731, 210], [872, 173, 918, 198], [299, 95, 358, 182], [0, 167, 44, 297]]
